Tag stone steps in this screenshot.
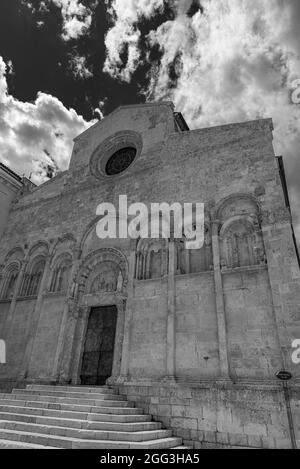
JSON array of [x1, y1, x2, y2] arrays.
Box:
[[0, 420, 171, 441], [0, 384, 182, 449], [0, 405, 151, 422], [26, 384, 113, 394], [0, 439, 59, 449], [0, 428, 181, 449], [12, 388, 127, 401], [0, 392, 131, 407], [0, 412, 161, 432], [0, 398, 142, 414]]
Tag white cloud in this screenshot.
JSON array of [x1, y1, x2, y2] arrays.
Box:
[[52, 0, 93, 40], [104, 0, 165, 81], [104, 0, 300, 241], [0, 57, 94, 185], [69, 53, 93, 79], [21, 0, 94, 40]]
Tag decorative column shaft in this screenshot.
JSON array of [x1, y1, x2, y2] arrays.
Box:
[[119, 249, 136, 379], [166, 238, 176, 379], [51, 249, 82, 381], [211, 221, 230, 379]]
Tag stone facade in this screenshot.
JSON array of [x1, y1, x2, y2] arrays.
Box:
[[0, 101, 299, 448], [0, 163, 35, 239]]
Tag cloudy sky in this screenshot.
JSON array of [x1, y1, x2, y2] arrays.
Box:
[[0, 0, 299, 239]]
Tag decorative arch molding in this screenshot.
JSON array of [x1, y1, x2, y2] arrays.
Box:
[[220, 216, 266, 269], [135, 238, 169, 280], [136, 237, 169, 254], [28, 240, 50, 258], [215, 193, 261, 224], [20, 254, 47, 297], [79, 214, 129, 253], [0, 260, 22, 300], [50, 251, 73, 270], [219, 214, 260, 238], [51, 233, 77, 256], [49, 252, 73, 293], [4, 246, 25, 264], [76, 248, 128, 299], [79, 216, 101, 252]]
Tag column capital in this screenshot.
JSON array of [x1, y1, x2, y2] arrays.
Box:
[[72, 247, 82, 260], [20, 259, 29, 270], [211, 219, 221, 235]]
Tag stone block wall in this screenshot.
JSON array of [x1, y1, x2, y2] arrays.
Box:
[[114, 381, 300, 449]]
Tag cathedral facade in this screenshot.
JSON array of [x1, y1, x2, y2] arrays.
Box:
[[0, 102, 299, 448]]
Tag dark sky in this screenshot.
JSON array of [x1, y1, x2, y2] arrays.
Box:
[[0, 0, 175, 120]]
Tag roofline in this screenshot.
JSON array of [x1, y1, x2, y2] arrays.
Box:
[[0, 162, 22, 183], [74, 101, 175, 142]]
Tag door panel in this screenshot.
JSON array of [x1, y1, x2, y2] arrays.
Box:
[[81, 305, 117, 385]]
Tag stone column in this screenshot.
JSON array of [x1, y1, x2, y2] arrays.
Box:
[[19, 255, 51, 379], [166, 238, 176, 380], [69, 305, 89, 384], [110, 297, 126, 380], [51, 248, 82, 381], [119, 248, 136, 380], [3, 260, 28, 339], [211, 220, 230, 379], [185, 248, 190, 274], [138, 252, 143, 280]]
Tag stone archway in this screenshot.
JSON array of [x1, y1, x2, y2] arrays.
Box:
[[67, 248, 128, 385]]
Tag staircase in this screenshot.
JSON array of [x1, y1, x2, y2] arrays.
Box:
[[0, 384, 182, 449]]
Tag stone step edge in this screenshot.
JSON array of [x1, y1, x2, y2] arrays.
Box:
[[13, 389, 126, 400], [1, 395, 132, 407], [0, 412, 157, 429], [26, 385, 113, 393], [0, 399, 143, 414], [0, 439, 59, 449], [0, 421, 171, 440], [0, 429, 181, 449], [0, 405, 148, 420]]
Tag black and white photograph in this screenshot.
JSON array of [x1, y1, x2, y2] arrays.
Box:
[[0, 0, 299, 453]]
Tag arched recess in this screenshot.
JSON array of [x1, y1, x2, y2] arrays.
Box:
[[216, 194, 266, 269], [28, 241, 50, 259], [4, 246, 25, 264], [176, 223, 213, 275], [66, 248, 129, 385], [76, 248, 128, 300], [20, 256, 46, 297], [49, 253, 73, 293], [1, 247, 24, 299], [216, 193, 261, 224], [135, 238, 169, 280], [0, 261, 21, 300], [51, 234, 76, 257]]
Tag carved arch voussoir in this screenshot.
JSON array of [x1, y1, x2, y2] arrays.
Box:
[[51, 234, 77, 256], [4, 246, 25, 264], [215, 193, 261, 221], [76, 248, 128, 297], [28, 240, 50, 258]]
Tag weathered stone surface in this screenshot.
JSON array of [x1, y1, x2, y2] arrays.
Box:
[[0, 102, 299, 448]]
